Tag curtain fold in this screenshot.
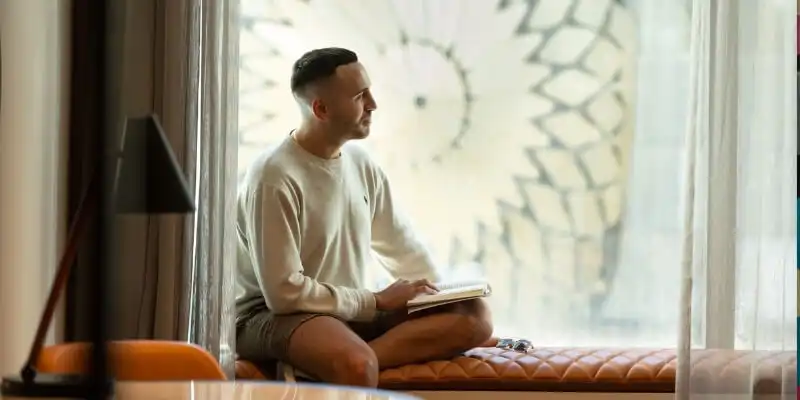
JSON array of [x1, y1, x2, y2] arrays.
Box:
[[148, 0, 195, 340], [186, 0, 239, 377], [678, 0, 797, 398], [67, 0, 196, 344]]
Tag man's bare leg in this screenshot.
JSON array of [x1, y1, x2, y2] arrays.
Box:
[[286, 316, 379, 387], [368, 299, 493, 368]]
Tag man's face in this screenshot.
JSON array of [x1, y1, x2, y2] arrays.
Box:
[[314, 62, 377, 140]]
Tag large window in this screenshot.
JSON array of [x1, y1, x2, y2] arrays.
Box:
[[237, 0, 691, 347]]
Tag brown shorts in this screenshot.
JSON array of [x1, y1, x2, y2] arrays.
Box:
[[235, 304, 399, 364]]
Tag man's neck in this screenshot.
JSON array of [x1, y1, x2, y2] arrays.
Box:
[[292, 126, 344, 159]]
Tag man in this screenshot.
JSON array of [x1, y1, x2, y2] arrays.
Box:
[[235, 47, 493, 387]]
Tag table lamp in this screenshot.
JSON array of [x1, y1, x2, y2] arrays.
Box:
[[0, 114, 195, 398]]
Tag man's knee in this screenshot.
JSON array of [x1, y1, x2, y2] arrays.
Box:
[[330, 348, 380, 387], [452, 300, 494, 348]]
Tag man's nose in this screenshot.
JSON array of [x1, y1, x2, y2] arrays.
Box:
[[365, 94, 377, 111]]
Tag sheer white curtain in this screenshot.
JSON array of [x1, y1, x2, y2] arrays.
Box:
[[677, 0, 796, 398], [187, 0, 240, 377]]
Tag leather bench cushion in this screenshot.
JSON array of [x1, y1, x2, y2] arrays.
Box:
[[379, 347, 677, 392], [235, 347, 796, 393]]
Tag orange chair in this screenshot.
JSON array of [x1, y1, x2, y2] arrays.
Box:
[[36, 340, 227, 381]]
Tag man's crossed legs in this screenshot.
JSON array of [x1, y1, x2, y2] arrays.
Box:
[[236, 299, 493, 387]]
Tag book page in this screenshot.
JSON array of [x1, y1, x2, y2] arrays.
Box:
[[408, 281, 490, 306], [435, 279, 487, 292]]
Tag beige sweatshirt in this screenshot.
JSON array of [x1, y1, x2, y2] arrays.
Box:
[[235, 135, 440, 322]]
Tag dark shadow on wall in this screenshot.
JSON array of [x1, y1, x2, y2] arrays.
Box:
[[64, 0, 105, 342]]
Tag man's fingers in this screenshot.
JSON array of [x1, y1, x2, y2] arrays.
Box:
[[413, 279, 439, 292], [413, 285, 436, 295], [422, 279, 439, 290], [411, 279, 438, 294]]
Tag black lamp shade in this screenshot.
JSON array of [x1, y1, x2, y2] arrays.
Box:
[[115, 115, 195, 214]]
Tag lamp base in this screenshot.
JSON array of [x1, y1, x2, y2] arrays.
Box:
[[1, 373, 112, 398]]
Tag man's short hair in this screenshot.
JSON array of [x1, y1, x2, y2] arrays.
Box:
[[290, 47, 359, 96]]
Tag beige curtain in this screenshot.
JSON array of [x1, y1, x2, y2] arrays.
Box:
[[110, 0, 194, 341], [68, 0, 195, 342], [66, 0, 239, 378]]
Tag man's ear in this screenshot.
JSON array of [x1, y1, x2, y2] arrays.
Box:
[[311, 99, 327, 120]]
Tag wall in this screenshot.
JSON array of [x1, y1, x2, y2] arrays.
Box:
[[0, 0, 70, 375]]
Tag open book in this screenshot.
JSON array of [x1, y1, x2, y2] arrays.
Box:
[[406, 280, 491, 314]]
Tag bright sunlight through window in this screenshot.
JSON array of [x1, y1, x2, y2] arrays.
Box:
[[237, 0, 688, 348]]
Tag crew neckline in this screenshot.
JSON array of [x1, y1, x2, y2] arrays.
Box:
[[286, 132, 343, 169]]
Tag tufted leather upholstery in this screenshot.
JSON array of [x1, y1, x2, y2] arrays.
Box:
[[379, 347, 677, 392], [235, 347, 795, 393]]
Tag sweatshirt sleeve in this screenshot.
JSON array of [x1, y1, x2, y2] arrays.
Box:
[[245, 182, 376, 321], [370, 170, 442, 283]]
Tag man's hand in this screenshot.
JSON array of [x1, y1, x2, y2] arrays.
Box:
[[374, 279, 438, 311]]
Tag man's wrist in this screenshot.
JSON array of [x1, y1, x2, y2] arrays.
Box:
[[373, 292, 384, 310]]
